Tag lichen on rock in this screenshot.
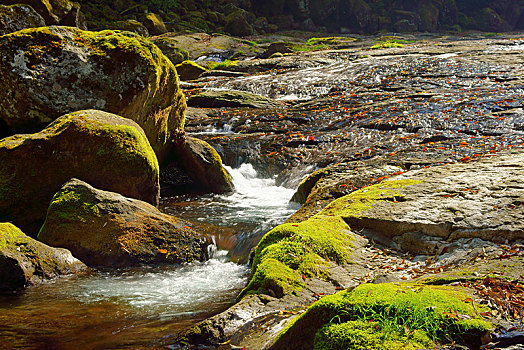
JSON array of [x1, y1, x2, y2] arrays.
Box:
[[0, 4, 45, 35], [0, 26, 185, 162]]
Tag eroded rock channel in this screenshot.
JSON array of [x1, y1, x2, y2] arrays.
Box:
[[1, 30, 523, 350]]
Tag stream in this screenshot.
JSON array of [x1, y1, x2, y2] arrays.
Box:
[[0, 165, 298, 349]]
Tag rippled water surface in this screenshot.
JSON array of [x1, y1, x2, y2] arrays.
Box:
[[0, 165, 297, 349]]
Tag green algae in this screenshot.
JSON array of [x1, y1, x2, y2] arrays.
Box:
[[273, 283, 493, 350]]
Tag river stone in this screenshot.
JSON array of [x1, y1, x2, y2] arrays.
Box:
[[169, 136, 234, 194], [187, 90, 283, 109], [142, 12, 167, 35], [0, 4, 45, 35], [0, 0, 86, 28], [0, 26, 185, 162], [320, 152, 524, 243], [38, 179, 210, 268], [0, 110, 160, 236], [175, 60, 207, 81], [0, 223, 87, 290]]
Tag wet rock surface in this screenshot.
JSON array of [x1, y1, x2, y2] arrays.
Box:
[[0, 223, 87, 290], [38, 179, 210, 268], [176, 33, 524, 349]]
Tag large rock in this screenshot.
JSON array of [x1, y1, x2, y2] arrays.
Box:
[[187, 90, 284, 109], [142, 12, 167, 35], [0, 26, 185, 162], [0, 0, 86, 29], [0, 4, 45, 35], [175, 60, 207, 81], [38, 179, 210, 267], [170, 136, 234, 194], [0, 222, 86, 290], [320, 152, 524, 244], [0, 110, 160, 236]]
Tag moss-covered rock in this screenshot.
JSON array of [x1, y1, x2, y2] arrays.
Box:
[[0, 26, 185, 162], [38, 179, 209, 267], [142, 12, 167, 35], [150, 36, 189, 65], [168, 136, 234, 194], [272, 283, 493, 349], [0, 4, 45, 35], [0, 110, 160, 236], [0, 222, 87, 290], [239, 215, 357, 298], [175, 60, 207, 81], [2, 0, 85, 28]]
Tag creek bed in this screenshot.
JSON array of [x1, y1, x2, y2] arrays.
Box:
[[0, 165, 298, 348]]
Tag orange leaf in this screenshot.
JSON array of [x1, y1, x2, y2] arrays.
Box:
[[158, 249, 168, 254]]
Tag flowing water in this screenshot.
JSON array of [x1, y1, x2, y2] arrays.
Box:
[[0, 164, 298, 349]]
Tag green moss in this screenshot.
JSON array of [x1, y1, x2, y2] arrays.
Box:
[[52, 111, 160, 181], [274, 283, 493, 350], [371, 41, 404, 49], [0, 223, 27, 250], [307, 37, 357, 46], [207, 59, 238, 70], [319, 180, 421, 218], [314, 320, 433, 350], [240, 258, 304, 298], [44, 188, 101, 225], [291, 43, 327, 52], [239, 216, 354, 298]]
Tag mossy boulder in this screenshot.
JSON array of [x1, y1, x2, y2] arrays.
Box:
[[0, 110, 160, 236], [0, 26, 185, 162], [143, 12, 167, 35], [272, 283, 493, 349], [187, 90, 283, 109], [0, 222, 87, 290], [239, 215, 359, 298], [168, 136, 234, 194], [0, 4, 45, 35], [1, 0, 85, 28], [38, 179, 210, 267], [175, 60, 207, 81]]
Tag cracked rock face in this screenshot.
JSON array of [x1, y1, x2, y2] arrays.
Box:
[[0, 4, 45, 35], [322, 152, 524, 247]]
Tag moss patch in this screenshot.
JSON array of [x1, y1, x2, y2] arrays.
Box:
[[274, 283, 493, 350], [239, 216, 354, 298], [319, 179, 421, 218], [0, 223, 27, 250]]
